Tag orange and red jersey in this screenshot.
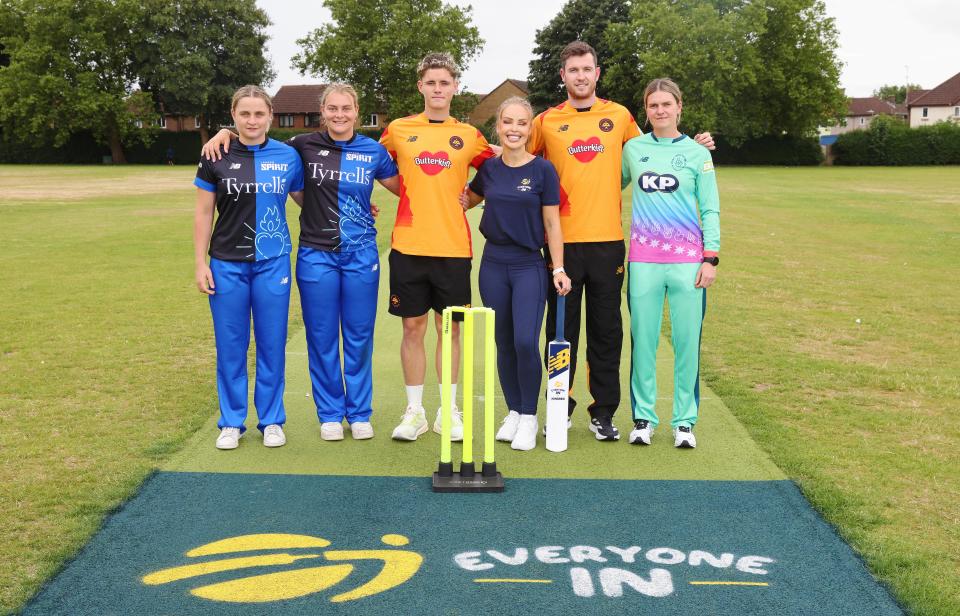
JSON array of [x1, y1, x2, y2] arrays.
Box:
[[528, 99, 641, 243], [380, 114, 494, 257]]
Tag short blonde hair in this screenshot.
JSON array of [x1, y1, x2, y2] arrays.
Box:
[[231, 85, 272, 113], [417, 52, 460, 80]]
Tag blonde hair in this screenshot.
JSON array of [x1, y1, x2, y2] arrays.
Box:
[[231, 85, 273, 113], [497, 96, 534, 122], [643, 78, 683, 127], [417, 52, 460, 80], [319, 82, 359, 110]]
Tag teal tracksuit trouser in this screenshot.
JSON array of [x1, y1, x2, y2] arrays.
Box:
[[627, 262, 705, 429]]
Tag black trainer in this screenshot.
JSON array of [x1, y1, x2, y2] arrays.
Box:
[[589, 415, 620, 441]]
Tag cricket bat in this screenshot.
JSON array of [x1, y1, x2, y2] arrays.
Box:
[[545, 294, 571, 452]]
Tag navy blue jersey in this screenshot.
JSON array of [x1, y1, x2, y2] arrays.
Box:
[[286, 132, 398, 252], [195, 138, 304, 262], [469, 156, 561, 253]]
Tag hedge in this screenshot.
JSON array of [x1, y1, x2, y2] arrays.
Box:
[[709, 134, 823, 166], [832, 116, 960, 165]]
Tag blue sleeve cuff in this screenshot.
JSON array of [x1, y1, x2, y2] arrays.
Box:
[[194, 177, 216, 192]]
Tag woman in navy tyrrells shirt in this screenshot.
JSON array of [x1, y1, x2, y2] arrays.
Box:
[[204, 84, 400, 442], [194, 85, 305, 450], [461, 96, 572, 451]]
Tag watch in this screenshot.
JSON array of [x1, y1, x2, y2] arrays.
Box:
[[702, 256, 719, 266]]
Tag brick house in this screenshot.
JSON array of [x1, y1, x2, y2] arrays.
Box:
[[821, 97, 904, 137], [468, 79, 529, 127], [907, 71, 960, 127], [271, 84, 387, 131]]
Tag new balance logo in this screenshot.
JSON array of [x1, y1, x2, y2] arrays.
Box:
[[406, 136, 418, 142], [280, 277, 289, 285], [229, 163, 241, 169], [318, 150, 330, 157]]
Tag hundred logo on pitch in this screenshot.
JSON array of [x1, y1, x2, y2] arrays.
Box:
[[143, 533, 422, 604]]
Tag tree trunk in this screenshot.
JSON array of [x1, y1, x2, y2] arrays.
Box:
[[109, 124, 127, 164], [199, 114, 210, 144]]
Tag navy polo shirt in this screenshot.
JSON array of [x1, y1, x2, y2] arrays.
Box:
[[469, 156, 560, 261]]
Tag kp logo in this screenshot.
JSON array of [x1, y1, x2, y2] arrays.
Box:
[[414, 151, 453, 175], [567, 137, 605, 163], [142, 533, 423, 604], [639, 172, 680, 193]]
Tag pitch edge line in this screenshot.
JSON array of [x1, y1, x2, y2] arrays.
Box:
[[689, 581, 770, 586], [474, 579, 554, 584]]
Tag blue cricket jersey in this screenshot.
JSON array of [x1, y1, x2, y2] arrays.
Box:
[[195, 138, 304, 262], [286, 132, 398, 252]]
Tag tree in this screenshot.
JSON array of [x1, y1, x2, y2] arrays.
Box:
[[0, 0, 155, 162], [292, 0, 484, 121], [872, 84, 923, 105], [132, 0, 274, 142], [526, 0, 631, 111]]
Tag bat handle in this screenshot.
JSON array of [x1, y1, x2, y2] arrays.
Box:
[[555, 293, 565, 342]]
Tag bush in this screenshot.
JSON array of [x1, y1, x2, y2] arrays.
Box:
[[710, 134, 823, 166], [833, 115, 960, 165]]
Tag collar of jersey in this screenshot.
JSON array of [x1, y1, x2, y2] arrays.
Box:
[[557, 99, 609, 114], [414, 113, 457, 125], [319, 130, 357, 146], [648, 133, 687, 143], [232, 138, 270, 151]]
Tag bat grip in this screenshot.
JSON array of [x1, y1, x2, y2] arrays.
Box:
[[555, 294, 565, 341]]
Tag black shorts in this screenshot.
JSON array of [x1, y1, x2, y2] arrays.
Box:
[[388, 250, 472, 319]]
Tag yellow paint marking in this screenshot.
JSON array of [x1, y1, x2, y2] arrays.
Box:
[[142, 553, 319, 585], [191, 564, 354, 603], [474, 579, 554, 584], [380, 534, 410, 546], [324, 549, 424, 602], [689, 581, 770, 586], [186, 533, 330, 557]]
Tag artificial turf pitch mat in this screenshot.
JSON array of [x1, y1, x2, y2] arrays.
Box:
[[23, 215, 903, 614], [24, 473, 902, 615]]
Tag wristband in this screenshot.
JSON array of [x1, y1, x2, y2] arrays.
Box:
[[552, 266, 565, 275]]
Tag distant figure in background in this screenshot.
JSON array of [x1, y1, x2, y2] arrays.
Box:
[[166, 146, 175, 166]]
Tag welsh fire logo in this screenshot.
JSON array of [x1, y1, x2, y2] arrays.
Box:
[[142, 533, 422, 604]]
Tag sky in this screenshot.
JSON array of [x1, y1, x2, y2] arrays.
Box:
[[259, 0, 960, 99]]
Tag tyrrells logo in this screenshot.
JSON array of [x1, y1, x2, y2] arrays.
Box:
[[222, 177, 287, 201], [414, 151, 453, 175], [308, 163, 373, 185], [568, 137, 604, 163], [142, 533, 422, 604], [261, 162, 288, 171], [638, 172, 680, 193]]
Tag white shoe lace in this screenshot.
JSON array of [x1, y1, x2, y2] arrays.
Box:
[[401, 408, 424, 424]]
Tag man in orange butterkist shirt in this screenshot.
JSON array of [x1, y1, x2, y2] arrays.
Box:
[[380, 53, 495, 441], [528, 41, 713, 441]]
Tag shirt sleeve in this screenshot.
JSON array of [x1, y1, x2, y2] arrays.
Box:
[[623, 113, 642, 142], [695, 152, 720, 255], [379, 124, 396, 160], [468, 163, 486, 197], [374, 144, 399, 180], [470, 130, 496, 170], [541, 160, 560, 206], [194, 157, 217, 192], [526, 112, 545, 155], [621, 140, 632, 190]]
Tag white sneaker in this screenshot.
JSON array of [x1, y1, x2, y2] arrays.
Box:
[[320, 422, 345, 441], [433, 406, 463, 441], [263, 424, 286, 447], [673, 426, 697, 449], [511, 415, 538, 451], [216, 427, 241, 450], [629, 420, 654, 445], [496, 411, 521, 442], [392, 407, 428, 441], [349, 422, 374, 440]]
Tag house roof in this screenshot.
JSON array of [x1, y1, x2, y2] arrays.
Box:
[[272, 84, 327, 114], [906, 89, 928, 105], [909, 71, 960, 107], [507, 79, 529, 93], [846, 97, 897, 117]]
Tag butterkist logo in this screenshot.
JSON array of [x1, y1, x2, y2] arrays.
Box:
[[568, 137, 605, 162], [414, 151, 452, 175]]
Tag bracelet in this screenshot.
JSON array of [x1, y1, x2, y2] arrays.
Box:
[[552, 266, 565, 275]]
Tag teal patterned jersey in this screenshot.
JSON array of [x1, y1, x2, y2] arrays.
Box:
[[621, 133, 720, 263]]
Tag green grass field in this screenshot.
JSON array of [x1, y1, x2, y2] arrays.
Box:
[[0, 165, 958, 615]]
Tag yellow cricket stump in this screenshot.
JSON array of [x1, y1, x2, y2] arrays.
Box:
[[433, 306, 504, 493]]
